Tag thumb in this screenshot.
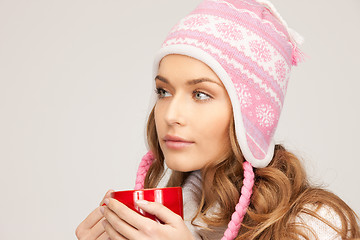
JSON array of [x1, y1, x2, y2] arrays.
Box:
[[135, 200, 182, 226]]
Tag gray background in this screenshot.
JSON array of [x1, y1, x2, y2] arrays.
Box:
[[0, 0, 359, 239]]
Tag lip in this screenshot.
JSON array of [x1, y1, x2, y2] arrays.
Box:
[[163, 134, 193, 142], [163, 134, 194, 150]]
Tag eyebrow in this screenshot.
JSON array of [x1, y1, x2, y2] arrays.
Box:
[[155, 75, 223, 87]]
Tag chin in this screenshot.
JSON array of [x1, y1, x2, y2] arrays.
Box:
[[165, 158, 199, 172]]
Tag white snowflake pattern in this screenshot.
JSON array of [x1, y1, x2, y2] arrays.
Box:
[[249, 40, 272, 62], [234, 82, 252, 108], [183, 16, 210, 29], [275, 60, 287, 84], [256, 104, 275, 128], [216, 22, 243, 41]]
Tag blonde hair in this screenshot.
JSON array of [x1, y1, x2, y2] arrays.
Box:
[[144, 106, 360, 239]]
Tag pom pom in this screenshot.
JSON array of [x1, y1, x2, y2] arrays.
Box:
[[288, 28, 304, 46], [255, 0, 306, 66]]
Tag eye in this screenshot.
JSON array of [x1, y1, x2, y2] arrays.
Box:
[[194, 91, 212, 101], [155, 88, 171, 98]]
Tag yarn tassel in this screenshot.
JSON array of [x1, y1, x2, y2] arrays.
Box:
[[288, 27, 304, 46], [292, 45, 306, 66], [256, 0, 306, 66], [134, 150, 155, 190]]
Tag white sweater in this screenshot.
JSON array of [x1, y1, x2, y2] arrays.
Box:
[[156, 168, 343, 240]]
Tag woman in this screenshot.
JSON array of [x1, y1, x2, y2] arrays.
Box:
[[76, 0, 360, 239]]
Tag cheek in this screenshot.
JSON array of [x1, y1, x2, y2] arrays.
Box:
[[195, 105, 232, 151], [202, 117, 230, 142], [199, 104, 231, 134]]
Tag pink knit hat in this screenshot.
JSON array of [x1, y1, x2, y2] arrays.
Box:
[[135, 0, 304, 238], [151, 0, 304, 168]]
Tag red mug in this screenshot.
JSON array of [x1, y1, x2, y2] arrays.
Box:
[[105, 187, 183, 223]]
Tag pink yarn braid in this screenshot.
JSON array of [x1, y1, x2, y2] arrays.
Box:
[[134, 150, 155, 190], [222, 161, 254, 240], [134, 151, 255, 240]]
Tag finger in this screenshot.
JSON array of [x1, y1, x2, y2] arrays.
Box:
[[78, 207, 105, 232], [90, 217, 107, 239], [102, 219, 127, 240], [105, 198, 153, 231], [100, 189, 115, 206], [96, 230, 110, 240], [135, 200, 182, 226], [102, 205, 142, 239]]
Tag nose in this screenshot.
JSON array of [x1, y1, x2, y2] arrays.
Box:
[[164, 93, 187, 126]]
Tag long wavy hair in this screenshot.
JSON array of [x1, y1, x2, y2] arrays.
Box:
[[144, 106, 360, 239]]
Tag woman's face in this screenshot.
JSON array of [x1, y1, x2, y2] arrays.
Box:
[[154, 54, 233, 172]]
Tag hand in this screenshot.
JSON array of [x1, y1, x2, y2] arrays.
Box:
[[75, 189, 114, 240], [100, 198, 195, 240]]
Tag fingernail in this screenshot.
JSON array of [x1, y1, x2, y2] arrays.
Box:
[[100, 206, 105, 214], [136, 200, 148, 205], [104, 198, 109, 205]]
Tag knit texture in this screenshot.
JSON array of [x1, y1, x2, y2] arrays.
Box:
[[151, 0, 304, 168], [222, 161, 254, 240], [134, 150, 154, 190]]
